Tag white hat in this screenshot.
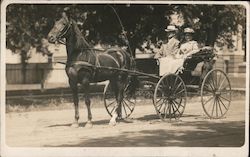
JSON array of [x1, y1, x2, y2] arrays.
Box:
[[184, 28, 195, 33], [165, 25, 178, 32]]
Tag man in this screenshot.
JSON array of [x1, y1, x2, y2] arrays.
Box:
[[154, 25, 180, 58], [154, 25, 182, 76]]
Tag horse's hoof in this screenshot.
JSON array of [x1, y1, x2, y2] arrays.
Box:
[[109, 121, 116, 126], [85, 122, 93, 128], [71, 122, 79, 128]]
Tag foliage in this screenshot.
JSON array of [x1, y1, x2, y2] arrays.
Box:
[[6, 4, 246, 57], [177, 4, 246, 47]]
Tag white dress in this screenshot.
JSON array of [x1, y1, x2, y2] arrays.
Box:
[[159, 40, 199, 76]]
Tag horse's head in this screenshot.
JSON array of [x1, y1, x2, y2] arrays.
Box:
[[48, 12, 72, 43]]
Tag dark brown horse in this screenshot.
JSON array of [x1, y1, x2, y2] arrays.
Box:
[[48, 12, 137, 127]]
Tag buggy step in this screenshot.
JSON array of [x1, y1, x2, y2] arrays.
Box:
[[186, 85, 199, 89]]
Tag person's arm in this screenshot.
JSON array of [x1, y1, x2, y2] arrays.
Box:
[[154, 45, 164, 58], [172, 40, 181, 58], [184, 41, 199, 58]]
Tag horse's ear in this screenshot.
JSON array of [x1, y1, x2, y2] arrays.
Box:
[[62, 7, 71, 20]]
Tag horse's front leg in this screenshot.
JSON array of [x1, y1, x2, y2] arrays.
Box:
[[82, 78, 93, 128], [69, 79, 80, 128]]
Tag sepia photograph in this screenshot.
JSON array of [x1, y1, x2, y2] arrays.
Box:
[[1, 0, 249, 157]]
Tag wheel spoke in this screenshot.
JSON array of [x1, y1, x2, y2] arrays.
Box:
[[173, 81, 183, 94], [219, 95, 231, 102], [175, 88, 185, 95], [122, 101, 128, 117], [208, 79, 215, 91], [106, 100, 116, 107], [171, 102, 177, 120], [175, 89, 186, 98], [217, 98, 223, 116], [218, 81, 230, 91], [203, 84, 214, 93], [218, 77, 226, 90], [157, 100, 165, 112], [163, 101, 168, 118], [173, 76, 178, 87], [215, 98, 218, 117], [203, 96, 214, 106], [202, 93, 214, 97], [211, 99, 216, 117], [162, 78, 169, 89], [156, 98, 164, 104], [110, 106, 116, 115], [123, 100, 133, 112], [219, 91, 231, 95], [211, 72, 217, 90], [218, 96, 229, 110], [217, 71, 222, 87], [172, 100, 181, 115], [169, 102, 172, 120], [173, 99, 184, 111], [124, 98, 135, 105]]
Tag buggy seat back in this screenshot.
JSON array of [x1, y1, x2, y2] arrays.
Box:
[[183, 46, 215, 71]]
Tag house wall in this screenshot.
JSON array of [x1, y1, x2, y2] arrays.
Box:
[[214, 24, 246, 75]]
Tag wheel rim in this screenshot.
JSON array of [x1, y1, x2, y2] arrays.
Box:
[[201, 69, 231, 119], [103, 82, 136, 119], [153, 74, 187, 121]]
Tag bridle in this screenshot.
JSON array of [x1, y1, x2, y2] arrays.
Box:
[[56, 21, 72, 44]]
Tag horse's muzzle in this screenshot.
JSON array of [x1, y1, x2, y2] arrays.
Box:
[[48, 35, 56, 43]]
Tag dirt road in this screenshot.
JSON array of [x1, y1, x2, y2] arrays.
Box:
[[5, 99, 245, 147]]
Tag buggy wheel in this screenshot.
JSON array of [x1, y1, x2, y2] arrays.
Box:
[[201, 69, 231, 119], [153, 74, 187, 121], [103, 82, 136, 119]]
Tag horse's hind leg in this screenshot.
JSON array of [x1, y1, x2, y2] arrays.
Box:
[[82, 78, 93, 128], [109, 80, 119, 126], [109, 74, 126, 126], [69, 79, 79, 128]]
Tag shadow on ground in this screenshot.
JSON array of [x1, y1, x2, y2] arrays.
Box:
[[46, 119, 245, 147]]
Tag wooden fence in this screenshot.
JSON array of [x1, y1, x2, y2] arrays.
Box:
[[6, 63, 52, 84]]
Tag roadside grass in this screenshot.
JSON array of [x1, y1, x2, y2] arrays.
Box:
[[6, 91, 245, 113]]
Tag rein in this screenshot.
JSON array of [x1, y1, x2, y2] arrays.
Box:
[[108, 5, 133, 58], [58, 22, 72, 39]]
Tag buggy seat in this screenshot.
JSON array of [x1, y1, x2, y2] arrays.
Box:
[[182, 46, 215, 72]]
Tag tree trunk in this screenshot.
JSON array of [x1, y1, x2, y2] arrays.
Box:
[[206, 20, 219, 47], [21, 50, 28, 83]]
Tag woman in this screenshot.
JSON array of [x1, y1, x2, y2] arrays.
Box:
[[178, 27, 203, 76], [178, 28, 199, 59], [157, 27, 201, 76]]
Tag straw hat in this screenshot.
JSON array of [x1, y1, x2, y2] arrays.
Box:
[[184, 28, 195, 33], [165, 25, 178, 32]]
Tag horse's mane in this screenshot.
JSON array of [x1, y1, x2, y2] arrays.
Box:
[[71, 20, 91, 50]]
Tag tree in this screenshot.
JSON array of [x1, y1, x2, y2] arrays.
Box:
[[176, 4, 246, 47], [6, 4, 65, 83], [6, 4, 246, 71]]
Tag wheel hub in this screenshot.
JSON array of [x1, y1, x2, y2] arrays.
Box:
[[215, 91, 221, 96]]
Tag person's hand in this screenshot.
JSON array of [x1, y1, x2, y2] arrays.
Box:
[[184, 54, 192, 59], [156, 40, 163, 48], [186, 55, 192, 59]]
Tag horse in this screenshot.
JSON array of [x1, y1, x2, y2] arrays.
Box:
[[47, 12, 137, 127]]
